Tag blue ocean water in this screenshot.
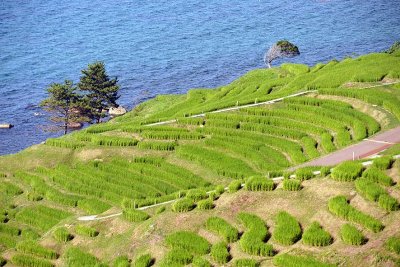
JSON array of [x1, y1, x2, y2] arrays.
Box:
[[0, 0, 399, 155]]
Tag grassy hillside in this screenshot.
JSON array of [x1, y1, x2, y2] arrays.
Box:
[[0, 51, 400, 266]]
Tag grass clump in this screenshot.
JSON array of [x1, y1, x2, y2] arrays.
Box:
[[237, 212, 274, 256], [331, 161, 364, 181], [64, 247, 104, 267], [186, 189, 208, 202], [355, 179, 398, 211], [27, 191, 43, 201], [386, 237, 400, 255], [320, 166, 331, 177], [245, 176, 274, 191], [172, 198, 195, 212], [113, 255, 130, 267], [0, 182, 23, 196], [11, 254, 53, 267], [302, 222, 332, 246], [295, 168, 314, 181], [16, 240, 58, 259], [378, 194, 399, 211], [197, 198, 214, 210], [272, 211, 302, 245], [328, 195, 384, 232], [122, 209, 150, 222], [77, 198, 112, 214], [234, 258, 259, 267], [372, 156, 394, 170], [340, 224, 366, 245], [161, 248, 192, 266], [0, 223, 20, 236], [53, 227, 73, 242], [282, 179, 301, 191], [206, 216, 239, 243], [192, 257, 211, 267], [228, 180, 243, 193], [362, 167, 394, 186], [165, 231, 210, 255], [75, 225, 99, 237], [210, 242, 230, 264], [273, 253, 336, 267], [133, 253, 153, 267]]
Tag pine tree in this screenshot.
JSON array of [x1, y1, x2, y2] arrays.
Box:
[[40, 80, 89, 134], [264, 40, 300, 68], [78, 61, 120, 123]]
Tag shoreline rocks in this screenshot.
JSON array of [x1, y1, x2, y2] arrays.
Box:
[[109, 106, 127, 116]]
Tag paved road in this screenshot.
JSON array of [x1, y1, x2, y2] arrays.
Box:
[[292, 126, 400, 169]]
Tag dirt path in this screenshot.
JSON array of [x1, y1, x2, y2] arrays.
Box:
[[291, 126, 400, 170]]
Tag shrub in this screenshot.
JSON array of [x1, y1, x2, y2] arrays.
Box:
[[206, 217, 239, 243], [234, 258, 259, 267], [273, 253, 336, 267], [197, 199, 214, 210], [215, 185, 225, 195], [133, 253, 153, 267], [295, 168, 314, 181], [386, 237, 400, 255], [75, 225, 99, 237], [282, 179, 301, 191], [372, 156, 394, 170], [53, 227, 73, 242], [165, 231, 210, 255], [64, 247, 104, 267], [192, 256, 211, 267], [331, 161, 364, 181], [208, 191, 218, 201], [245, 176, 274, 191], [320, 166, 331, 177], [16, 240, 58, 259], [172, 198, 195, 212], [328, 196, 384, 232], [378, 194, 399, 211], [11, 254, 53, 267], [211, 242, 230, 264], [228, 180, 243, 193], [272, 211, 302, 245], [186, 189, 208, 202], [362, 167, 394, 186], [122, 209, 150, 222], [113, 255, 130, 267], [237, 212, 274, 256], [355, 179, 386, 202], [161, 248, 193, 266], [340, 224, 366, 245], [302, 222, 332, 246]]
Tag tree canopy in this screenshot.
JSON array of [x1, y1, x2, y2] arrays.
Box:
[[78, 61, 120, 123], [264, 40, 300, 68]]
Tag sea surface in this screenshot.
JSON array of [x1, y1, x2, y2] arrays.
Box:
[[1, 0, 400, 155]]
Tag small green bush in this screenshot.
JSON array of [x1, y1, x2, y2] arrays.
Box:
[[386, 237, 400, 255], [122, 209, 150, 222], [355, 179, 386, 202], [64, 247, 104, 267], [75, 225, 99, 237], [16, 240, 58, 259], [113, 255, 130, 267], [372, 156, 394, 170], [272, 211, 302, 245], [133, 253, 153, 267], [186, 189, 208, 202], [172, 198, 195, 212], [228, 180, 243, 193], [197, 199, 214, 210], [378, 194, 399, 211], [161, 248, 192, 266], [362, 167, 394, 186], [273, 253, 336, 267], [165, 231, 210, 255], [331, 161, 364, 181], [245, 176, 274, 191], [210, 242, 230, 264], [53, 227, 73, 242], [234, 258, 259, 267], [206, 217, 239, 243], [11, 254, 53, 267], [77, 198, 111, 214], [215, 185, 225, 195], [192, 256, 211, 267], [282, 179, 301, 191], [302, 222, 332, 246], [295, 168, 314, 181], [320, 166, 331, 177], [340, 224, 365, 245]]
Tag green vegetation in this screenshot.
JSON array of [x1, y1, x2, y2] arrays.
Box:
[[210, 242, 230, 264], [11, 254, 54, 267], [302, 222, 332, 246], [172, 198, 195, 212], [295, 168, 314, 181], [192, 257, 211, 267], [282, 179, 302, 191], [122, 209, 150, 222], [234, 258, 259, 267], [132, 253, 153, 267], [113, 255, 130, 267], [53, 227, 73, 242], [272, 211, 302, 245], [328, 196, 384, 232], [161, 248, 192, 266], [362, 167, 394, 186], [331, 161, 364, 181], [386, 237, 400, 255], [238, 212, 274, 256], [64, 247, 105, 267], [245, 176, 275, 191], [372, 156, 394, 170], [205, 217, 239, 243], [197, 198, 214, 210], [355, 179, 399, 211], [186, 189, 208, 202], [165, 231, 210, 255], [340, 224, 366, 245], [273, 253, 336, 267], [228, 180, 243, 193], [75, 225, 99, 237], [16, 240, 58, 259]]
